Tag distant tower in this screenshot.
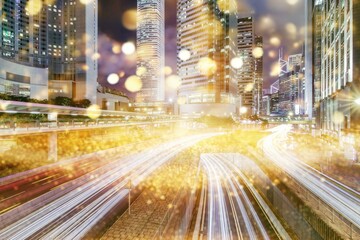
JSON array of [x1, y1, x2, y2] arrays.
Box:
[[137, 0, 165, 102], [237, 16, 255, 114]]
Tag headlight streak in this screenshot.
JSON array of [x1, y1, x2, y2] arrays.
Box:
[[201, 154, 271, 240], [0, 133, 220, 239], [260, 125, 360, 229]]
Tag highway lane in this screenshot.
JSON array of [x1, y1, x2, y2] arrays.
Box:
[[0, 133, 219, 240], [259, 125, 360, 229], [200, 154, 275, 240], [0, 137, 170, 215]]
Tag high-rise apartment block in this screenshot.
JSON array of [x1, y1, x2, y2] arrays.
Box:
[[137, 0, 165, 103], [0, 0, 98, 102], [177, 0, 239, 116]]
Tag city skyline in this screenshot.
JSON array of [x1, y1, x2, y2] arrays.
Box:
[[98, 0, 305, 95]]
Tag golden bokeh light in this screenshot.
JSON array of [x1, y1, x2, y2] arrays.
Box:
[[252, 47, 264, 59], [136, 67, 147, 77], [198, 57, 217, 76], [79, 0, 92, 5], [245, 83, 254, 92], [270, 37, 281, 47], [122, 9, 137, 30], [26, 0, 43, 16], [86, 105, 102, 120], [107, 73, 120, 85], [112, 44, 122, 54], [125, 75, 143, 92], [230, 57, 243, 69], [122, 42, 136, 55], [270, 62, 281, 76], [163, 66, 173, 75], [178, 49, 191, 61]]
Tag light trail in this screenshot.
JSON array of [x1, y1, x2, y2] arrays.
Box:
[[201, 154, 272, 240], [0, 133, 219, 239], [260, 125, 360, 229]]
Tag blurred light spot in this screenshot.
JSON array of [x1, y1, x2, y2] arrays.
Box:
[[122, 9, 137, 30], [252, 47, 264, 59], [82, 65, 89, 71], [163, 66, 173, 75], [107, 73, 120, 85], [79, 0, 92, 4], [26, 0, 42, 16], [92, 53, 101, 60], [198, 57, 217, 76], [178, 49, 191, 61], [270, 62, 281, 76], [112, 44, 122, 54], [119, 71, 126, 78], [270, 37, 281, 47], [125, 75, 143, 92], [166, 75, 181, 89], [136, 66, 147, 77], [268, 50, 277, 58], [240, 107, 248, 114], [44, 0, 56, 4], [86, 105, 101, 120], [230, 57, 243, 69], [122, 42, 136, 55], [285, 23, 297, 35], [245, 83, 254, 92]]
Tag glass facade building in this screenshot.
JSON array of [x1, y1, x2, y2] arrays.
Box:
[[137, 0, 165, 103], [177, 0, 239, 116]]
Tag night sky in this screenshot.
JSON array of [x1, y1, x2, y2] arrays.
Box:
[[98, 0, 305, 97]]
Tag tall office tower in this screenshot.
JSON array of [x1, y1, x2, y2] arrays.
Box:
[[0, 0, 49, 99], [312, 1, 323, 126], [254, 35, 263, 115], [307, 0, 360, 131], [237, 16, 255, 115], [137, 0, 165, 103], [49, 0, 98, 103], [177, 0, 239, 116]]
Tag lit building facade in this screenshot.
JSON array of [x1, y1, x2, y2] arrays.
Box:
[[48, 0, 98, 103], [0, 0, 98, 102], [137, 0, 165, 102], [0, 0, 49, 99], [254, 35, 263, 115], [177, 0, 239, 116], [237, 16, 255, 115], [307, 0, 360, 131]]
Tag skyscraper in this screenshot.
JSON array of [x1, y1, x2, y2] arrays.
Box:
[[177, 0, 239, 116], [137, 0, 165, 102], [254, 35, 263, 115], [237, 16, 255, 115], [307, 0, 360, 131], [48, 0, 98, 103], [0, 0, 98, 102], [0, 0, 49, 99]]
